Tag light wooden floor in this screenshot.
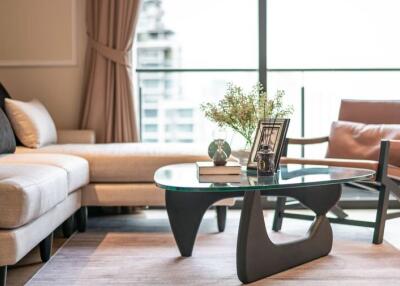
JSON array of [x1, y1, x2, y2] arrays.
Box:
[[7, 209, 400, 285]]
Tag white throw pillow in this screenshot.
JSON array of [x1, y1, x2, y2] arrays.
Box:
[[5, 98, 57, 148]]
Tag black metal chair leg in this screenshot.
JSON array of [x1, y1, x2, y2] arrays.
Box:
[[272, 197, 286, 231], [373, 185, 390, 244], [62, 215, 75, 238], [76, 207, 88, 233], [0, 266, 6, 286], [40, 233, 53, 262], [373, 140, 391, 244], [216, 206, 227, 232]]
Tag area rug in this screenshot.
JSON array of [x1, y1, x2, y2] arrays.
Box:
[[27, 214, 400, 285]]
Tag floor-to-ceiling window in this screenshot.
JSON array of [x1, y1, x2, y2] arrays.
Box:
[[134, 0, 400, 204], [135, 0, 400, 149]]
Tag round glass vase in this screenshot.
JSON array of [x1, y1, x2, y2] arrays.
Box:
[[212, 139, 228, 166]]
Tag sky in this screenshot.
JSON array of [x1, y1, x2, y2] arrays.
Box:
[[162, 0, 258, 68], [161, 0, 400, 69]]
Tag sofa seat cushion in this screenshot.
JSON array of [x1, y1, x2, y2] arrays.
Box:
[[0, 164, 68, 229], [0, 153, 89, 193], [16, 143, 209, 182]]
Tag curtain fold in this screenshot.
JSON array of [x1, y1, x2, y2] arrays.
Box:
[[81, 0, 141, 143]]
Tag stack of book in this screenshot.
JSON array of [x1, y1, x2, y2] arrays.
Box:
[[196, 161, 241, 183]]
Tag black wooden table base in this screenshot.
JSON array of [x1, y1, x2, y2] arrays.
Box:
[[165, 184, 341, 284]]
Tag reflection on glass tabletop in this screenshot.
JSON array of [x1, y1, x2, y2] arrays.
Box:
[[154, 164, 375, 192]]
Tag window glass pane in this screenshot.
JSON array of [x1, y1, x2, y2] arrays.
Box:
[[267, 0, 400, 68], [139, 72, 258, 147], [267, 71, 400, 158], [136, 0, 257, 68]]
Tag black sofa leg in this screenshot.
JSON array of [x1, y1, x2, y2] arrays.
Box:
[[40, 233, 53, 263], [62, 215, 75, 238], [216, 206, 227, 232], [76, 207, 88, 233], [0, 266, 6, 286], [272, 197, 287, 231], [373, 185, 390, 244]]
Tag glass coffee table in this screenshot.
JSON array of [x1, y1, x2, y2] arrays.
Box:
[[154, 164, 374, 284]]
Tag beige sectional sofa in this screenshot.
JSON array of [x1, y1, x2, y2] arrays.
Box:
[[0, 130, 234, 286]]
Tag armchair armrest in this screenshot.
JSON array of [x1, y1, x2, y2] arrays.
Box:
[[287, 136, 329, 145], [57, 129, 96, 144], [388, 139, 400, 147]]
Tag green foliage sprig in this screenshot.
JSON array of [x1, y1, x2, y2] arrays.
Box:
[[201, 82, 293, 147]]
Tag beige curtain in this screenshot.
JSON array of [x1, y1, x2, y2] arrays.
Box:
[[81, 0, 141, 143]]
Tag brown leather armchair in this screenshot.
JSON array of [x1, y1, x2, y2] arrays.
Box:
[[274, 100, 400, 244]]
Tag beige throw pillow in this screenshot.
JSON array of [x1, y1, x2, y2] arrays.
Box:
[[5, 98, 57, 148]]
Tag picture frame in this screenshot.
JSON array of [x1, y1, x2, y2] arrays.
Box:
[[247, 118, 290, 170]]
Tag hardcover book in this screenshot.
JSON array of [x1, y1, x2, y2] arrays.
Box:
[[198, 174, 242, 183], [196, 161, 241, 175]]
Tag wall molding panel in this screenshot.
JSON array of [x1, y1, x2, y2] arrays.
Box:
[[0, 0, 77, 67]]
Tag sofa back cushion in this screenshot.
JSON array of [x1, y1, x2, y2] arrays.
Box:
[[0, 109, 16, 154], [326, 121, 400, 166], [0, 82, 23, 146], [0, 83, 16, 153], [0, 82, 11, 110], [5, 98, 57, 148]]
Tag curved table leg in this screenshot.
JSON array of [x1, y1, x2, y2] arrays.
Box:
[[166, 191, 236, 257], [237, 185, 341, 284]]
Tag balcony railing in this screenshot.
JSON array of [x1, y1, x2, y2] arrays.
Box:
[[136, 67, 400, 155], [135, 67, 400, 204]]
